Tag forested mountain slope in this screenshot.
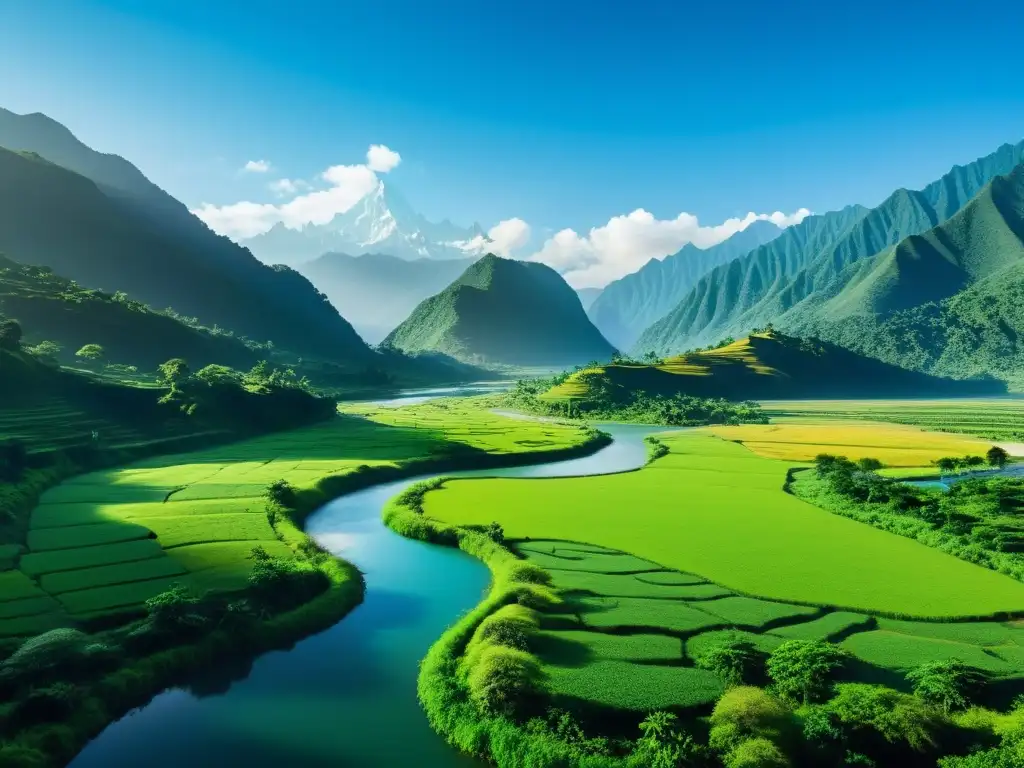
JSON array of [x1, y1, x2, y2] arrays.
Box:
[[0, 146, 369, 361], [638, 140, 1024, 354], [587, 219, 783, 350], [384, 254, 616, 367]]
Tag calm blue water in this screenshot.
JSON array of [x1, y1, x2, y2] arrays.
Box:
[[70, 391, 673, 767]]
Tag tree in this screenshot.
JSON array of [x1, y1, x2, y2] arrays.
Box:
[[639, 711, 679, 743], [0, 319, 22, 350], [26, 340, 62, 362], [855, 457, 883, 472], [907, 660, 988, 714], [697, 638, 766, 686], [767, 640, 848, 704], [986, 446, 1010, 469], [75, 344, 105, 364], [157, 358, 191, 387], [935, 457, 958, 474], [195, 364, 240, 387]]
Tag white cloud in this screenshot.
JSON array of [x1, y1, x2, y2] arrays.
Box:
[[267, 178, 308, 196], [366, 144, 401, 173], [193, 146, 400, 240], [455, 217, 532, 257], [529, 207, 811, 288], [243, 159, 271, 173]]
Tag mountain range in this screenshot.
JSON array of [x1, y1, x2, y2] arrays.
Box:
[[587, 219, 784, 349], [637, 139, 1024, 358], [384, 254, 616, 367], [242, 181, 492, 266], [0, 109, 369, 362], [298, 252, 477, 344]]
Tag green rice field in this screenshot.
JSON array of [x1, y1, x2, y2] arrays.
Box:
[[0, 400, 596, 637], [423, 433, 1024, 617]]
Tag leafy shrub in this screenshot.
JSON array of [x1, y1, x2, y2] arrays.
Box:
[[264, 479, 297, 509], [698, 638, 767, 686], [486, 521, 505, 544], [0, 318, 22, 350], [826, 683, 946, 754], [248, 546, 328, 612], [467, 645, 541, 716], [12, 682, 80, 726], [474, 604, 539, 651], [144, 583, 208, 635], [725, 737, 790, 768], [504, 561, 552, 586], [0, 629, 93, 685]]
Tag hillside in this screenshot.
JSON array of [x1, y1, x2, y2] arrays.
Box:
[[587, 220, 783, 349], [541, 332, 1001, 403], [383, 254, 616, 367], [638, 140, 1024, 355], [0, 253, 258, 371], [299, 252, 477, 343], [0, 111, 369, 361], [782, 161, 1024, 387]]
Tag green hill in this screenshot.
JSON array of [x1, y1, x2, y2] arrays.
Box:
[[299, 252, 477, 344], [587, 219, 783, 349], [542, 332, 1001, 404], [637, 140, 1024, 355], [0, 113, 370, 362], [0, 253, 259, 371], [782, 161, 1024, 387], [383, 254, 616, 367]]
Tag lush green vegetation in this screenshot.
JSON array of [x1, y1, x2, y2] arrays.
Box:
[[383, 253, 617, 367], [0, 398, 606, 764], [537, 333, 1000, 414], [636, 139, 1024, 361], [386, 449, 1024, 768], [421, 432, 1024, 617]]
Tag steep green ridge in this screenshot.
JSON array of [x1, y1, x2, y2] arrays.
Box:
[[384, 254, 616, 367], [542, 332, 1000, 403], [783, 161, 1024, 387], [0, 253, 258, 371], [299, 252, 477, 344], [0, 112, 369, 361], [588, 219, 783, 349], [638, 140, 1024, 354]]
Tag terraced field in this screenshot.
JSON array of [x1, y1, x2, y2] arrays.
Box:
[[423, 433, 1024, 616], [0, 400, 596, 636], [703, 421, 993, 466], [501, 539, 1024, 716]]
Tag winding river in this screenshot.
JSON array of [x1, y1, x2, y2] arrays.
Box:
[[69, 392, 670, 767]]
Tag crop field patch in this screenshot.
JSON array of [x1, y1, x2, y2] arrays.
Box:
[[696, 596, 819, 628], [768, 612, 873, 641], [515, 548, 662, 574], [19, 540, 165, 577], [129, 513, 277, 549], [705, 422, 993, 466], [0, 612, 72, 638], [685, 629, 785, 661], [545, 661, 725, 712], [168, 540, 293, 574], [549, 570, 727, 600], [0, 595, 61, 619], [841, 630, 1016, 674], [0, 571, 48, 602], [875, 618, 1024, 647], [40, 557, 187, 594], [533, 630, 681, 665], [57, 576, 193, 615], [27, 522, 153, 551], [634, 572, 709, 586], [570, 596, 724, 634], [422, 433, 1024, 617]]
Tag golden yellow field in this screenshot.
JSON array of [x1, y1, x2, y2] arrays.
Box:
[[703, 421, 994, 466]]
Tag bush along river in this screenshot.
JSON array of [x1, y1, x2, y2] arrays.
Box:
[[69, 395, 674, 767]]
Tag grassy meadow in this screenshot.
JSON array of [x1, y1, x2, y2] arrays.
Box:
[[0, 400, 597, 637], [421, 432, 1023, 617]]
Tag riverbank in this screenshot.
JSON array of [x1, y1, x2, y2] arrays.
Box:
[[2, 399, 607, 767]]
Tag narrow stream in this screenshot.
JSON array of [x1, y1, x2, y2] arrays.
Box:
[[70, 395, 671, 766]]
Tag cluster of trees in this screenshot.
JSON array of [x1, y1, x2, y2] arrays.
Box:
[[936, 446, 1010, 474], [806, 453, 1024, 581]]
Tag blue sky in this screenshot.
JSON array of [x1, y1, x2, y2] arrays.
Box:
[[2, 0, 1023, 283]]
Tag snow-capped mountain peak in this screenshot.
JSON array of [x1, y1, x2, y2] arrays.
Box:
[[243, 180, 491, 265]]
